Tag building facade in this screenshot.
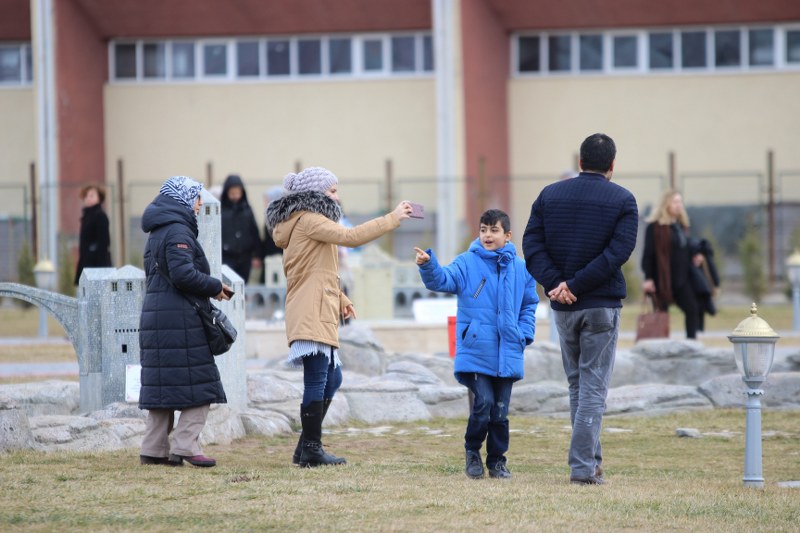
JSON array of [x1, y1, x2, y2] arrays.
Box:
[[1, 0, 799, 278]]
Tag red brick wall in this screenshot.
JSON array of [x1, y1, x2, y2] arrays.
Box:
[[0, 0, 30, 40], [489, 0, 800, 31], [73, 0, 431, 37], [461, 0, 510, 216], [55, 0, 108, 235]]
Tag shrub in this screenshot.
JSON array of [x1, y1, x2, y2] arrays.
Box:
[[15, 241, 35, 308], [738, 218, 766, 304]]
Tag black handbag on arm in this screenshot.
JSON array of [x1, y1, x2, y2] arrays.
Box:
[[154, 259, 237, 356]]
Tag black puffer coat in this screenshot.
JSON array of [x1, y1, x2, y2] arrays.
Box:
[[138, 194, 227, 410]]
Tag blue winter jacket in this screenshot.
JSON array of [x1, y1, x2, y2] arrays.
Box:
[[418, 240, 538, 380]]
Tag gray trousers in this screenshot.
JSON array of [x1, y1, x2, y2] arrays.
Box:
[[140, 404, 210, 458], [553, 307, 619, 478]]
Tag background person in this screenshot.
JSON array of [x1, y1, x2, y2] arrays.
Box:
[[266, 166, 413, 468], [522, 133, 638, 485], [220, 174, 261, 284], [640, 190, 704, 339], [74, 184, 112, 285], [415, 209, 538, 480], [259, 186, 285, 285], [138, 176, 232, 468]]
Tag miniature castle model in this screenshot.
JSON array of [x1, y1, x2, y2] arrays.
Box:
[[0, 189, 246, 413]]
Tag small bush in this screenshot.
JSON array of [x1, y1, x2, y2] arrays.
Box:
[[58, 240, 75, 297], [15, 241, 35, 308], [738, 218, 766, 304]]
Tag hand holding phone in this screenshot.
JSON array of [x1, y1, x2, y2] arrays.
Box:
[[409, 202, 425, 219], [222, 286, 235, 298]]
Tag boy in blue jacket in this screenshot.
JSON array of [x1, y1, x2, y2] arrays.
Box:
[[414, 209, 538, 479]]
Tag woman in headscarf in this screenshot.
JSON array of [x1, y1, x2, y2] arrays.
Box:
[[266, 166, 414, 467], [138, 176, 233, 468]]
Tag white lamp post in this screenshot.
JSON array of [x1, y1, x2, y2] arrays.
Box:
[[787, 249, 800, 331], [727, 303, 779, 488], [33, 258, 56, 337]]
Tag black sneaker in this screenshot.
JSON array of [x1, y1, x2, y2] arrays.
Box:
[[465, 450, 484, 479], [488, 461, 512, 479], [570, 475, 605, 485]]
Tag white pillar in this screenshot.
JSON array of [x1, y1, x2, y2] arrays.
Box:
[[432, 0, 458, 264], [32, 0, 59, 266]]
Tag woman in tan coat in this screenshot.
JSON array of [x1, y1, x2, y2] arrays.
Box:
[[266, 167, 413, 467]]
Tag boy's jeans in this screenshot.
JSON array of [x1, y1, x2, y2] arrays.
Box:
[[553, 307, 619, 479], [456, 372, 514, 467]]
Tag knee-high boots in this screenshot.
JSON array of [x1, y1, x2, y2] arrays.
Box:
[[293, 400, 346, 467]]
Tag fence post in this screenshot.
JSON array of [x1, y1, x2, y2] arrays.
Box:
[[668, 151, 676, 190], [116, 158, 126, 266], [206, 161, 214, 188], [767, 150, 775, 286], [29, 162, 38, 263]]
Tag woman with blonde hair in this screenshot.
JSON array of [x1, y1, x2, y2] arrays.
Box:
[[640, 190, 703, 339]]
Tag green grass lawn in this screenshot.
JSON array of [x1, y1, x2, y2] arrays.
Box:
[[1, 411, 798, 532]]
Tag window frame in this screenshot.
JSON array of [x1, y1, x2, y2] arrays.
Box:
[[0, 43, 32, 86]]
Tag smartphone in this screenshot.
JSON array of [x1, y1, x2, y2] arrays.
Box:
[[409, 202, 425, 219], [223, 287, 235, 298]]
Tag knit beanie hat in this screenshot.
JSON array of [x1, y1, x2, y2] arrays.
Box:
[[283, 166, 338, 194], [160, 175, 204, 211]]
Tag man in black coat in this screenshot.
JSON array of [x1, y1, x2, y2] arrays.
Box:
[[220, 174, 261, 284], [138, 176, 232, 468]]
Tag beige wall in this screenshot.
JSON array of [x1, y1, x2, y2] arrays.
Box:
[[0, 89, 35, 218], [104, 79, 437, 227], [508, 72, 800, 235]]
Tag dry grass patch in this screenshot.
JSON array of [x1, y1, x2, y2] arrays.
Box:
[[1, 410, 798, 532]]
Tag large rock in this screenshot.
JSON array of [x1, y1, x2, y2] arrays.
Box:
[[606, 384, 713, 415], [0, 407, 34, 451], [418, 385, 468, 418], [629, 341, 737, 385], [338, 323, 388, 376], [0, 380, 79, 416], [342, 378, 430, 423], [699, 372, 800, 408], [248, 371, 303, 404], [393, 353, 458, 386], [384, 361, 443, 385], [29, 414, 145, 452], [240, 409, 293, 437], [511, 381, 569, 414], [200, 405, 247, 446], [523, 343, 565, 383]]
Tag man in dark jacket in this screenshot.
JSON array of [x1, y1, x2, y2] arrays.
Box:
[[522, 133, 638, 485], [139, 176, 232, 468], [220, 174, 261, 284]]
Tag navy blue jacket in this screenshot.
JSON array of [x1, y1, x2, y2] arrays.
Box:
[[138, 194, 226, 410], [522, 172, 638, 311], [418, 240, 538, 380]]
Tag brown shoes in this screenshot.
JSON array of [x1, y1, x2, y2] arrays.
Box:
[[570, 465, 605, 485]]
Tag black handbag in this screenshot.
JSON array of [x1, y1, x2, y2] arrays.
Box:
[[154, 260, 237, 356]]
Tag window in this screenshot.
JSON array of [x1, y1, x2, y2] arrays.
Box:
[[172, 42, 195, 78], [363, 38, 383, 71], [114, 43, 137, 79], [612, 35, 637, 68], [748, 29, 773, 66], [422, 35, 434, 71], [579, 34, 603, 71], [267, 40, 290, 75], [681, 31, 706, 68], [329, 38, 351, 74], [143, 42, 166, 79], [788, 30, 800, 64], [649, 32, 673, 69], [548, 35, 571, 72], [203, 43, 227, 76], [109, 32, 433, 82], [391, 36, 415, 72], [715, 29, 740, 67], [0, 45, 21, 82], [237, 41, 260, 77], [518, 36, 540, 72], [298, 39, 321, 75]]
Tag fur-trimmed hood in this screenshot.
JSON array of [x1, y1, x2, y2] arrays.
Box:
[[266, 191, 341, 230], [265, 190, 342, 248]]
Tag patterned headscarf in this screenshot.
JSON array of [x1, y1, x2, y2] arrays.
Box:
[[159, 176, 204, 211]]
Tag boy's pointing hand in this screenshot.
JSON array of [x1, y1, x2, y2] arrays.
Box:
[[413, 247, 430, 265]]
